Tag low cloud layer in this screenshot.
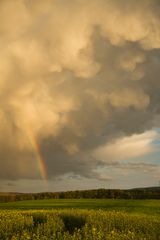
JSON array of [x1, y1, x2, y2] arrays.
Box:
[[0, 0, 160, 181]]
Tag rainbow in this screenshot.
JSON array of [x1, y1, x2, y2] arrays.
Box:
[[26, 128, 48, 181], [30, 136, 48, 181]]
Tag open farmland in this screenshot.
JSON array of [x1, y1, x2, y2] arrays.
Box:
[[0, 199, 159, 239], [0, 199, 160, 214]]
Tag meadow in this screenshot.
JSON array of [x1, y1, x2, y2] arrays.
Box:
[[0, 199, 159, 239]]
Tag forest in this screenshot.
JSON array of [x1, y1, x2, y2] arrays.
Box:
[[0, 187, 159, 202]]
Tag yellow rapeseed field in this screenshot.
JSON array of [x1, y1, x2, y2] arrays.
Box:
[[0, 209, 159, 240]]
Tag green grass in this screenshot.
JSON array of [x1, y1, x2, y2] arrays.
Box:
[[0, 199, 160, 215]]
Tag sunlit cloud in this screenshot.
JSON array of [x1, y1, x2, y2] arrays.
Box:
[[94, 130, 159, 162], [0, 0, 160, 190]]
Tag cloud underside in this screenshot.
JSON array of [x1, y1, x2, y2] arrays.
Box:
[[0, 0, 160, 180]]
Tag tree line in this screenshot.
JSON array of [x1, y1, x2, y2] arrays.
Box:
[[0, 187, 159, 202]]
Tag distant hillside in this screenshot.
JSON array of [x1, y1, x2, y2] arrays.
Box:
[[132, 186, 160, 191], [0, 192, 22, 195], [0, 186, 159, 202]]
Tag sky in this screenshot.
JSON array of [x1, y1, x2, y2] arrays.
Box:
[[0, 0, 160, 192]]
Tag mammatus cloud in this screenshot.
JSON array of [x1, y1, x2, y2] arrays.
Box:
[[0, 0, 160, 181]]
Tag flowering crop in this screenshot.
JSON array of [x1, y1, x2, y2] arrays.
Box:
[[0, 209, 159, 239]]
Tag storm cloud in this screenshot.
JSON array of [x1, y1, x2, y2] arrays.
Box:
[[0, 0, 160, 181]]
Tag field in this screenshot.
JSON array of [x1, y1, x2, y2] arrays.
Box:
[[0, 199, 160, 239]]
